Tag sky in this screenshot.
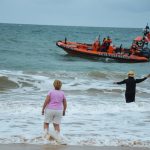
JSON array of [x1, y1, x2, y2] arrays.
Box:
[[0, 0, 150, 28]]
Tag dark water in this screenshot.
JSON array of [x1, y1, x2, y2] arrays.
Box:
[[0, 23, 150, 146], [0, 23, 149, 74]]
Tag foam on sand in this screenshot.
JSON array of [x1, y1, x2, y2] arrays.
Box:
[[0, 144, 150, 150]]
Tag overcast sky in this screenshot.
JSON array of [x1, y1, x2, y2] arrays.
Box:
[[0, 0, 150, 28]]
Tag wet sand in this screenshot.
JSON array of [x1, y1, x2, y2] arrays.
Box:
[[0, 144, 150, 150]]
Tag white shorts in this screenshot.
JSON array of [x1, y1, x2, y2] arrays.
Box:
[[44, 109, 63, 124]]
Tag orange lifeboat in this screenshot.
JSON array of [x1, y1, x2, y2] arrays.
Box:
[[56, 39, 149, 63]]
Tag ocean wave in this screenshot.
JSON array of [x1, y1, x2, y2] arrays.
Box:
[[0, 75, 37, 91], [0, 70, 46, 91], [0, 76, 19, 91], [24, 70, 126, 79], [0, 69, 124, 81], [0, 70, 149, 94], [87, 71, 108, 79], [86, 71, 126, 80], [66, 88, 124, 96], [86, 88, 123, 93]]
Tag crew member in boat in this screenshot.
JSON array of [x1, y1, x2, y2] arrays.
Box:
[[106, 36, 112, 52], [104, 36, 112, 49], [106, 36, 112, 46], [101, 36, 112, 52], [92, 37, 101, 51], [141, 36, 149, 48], [129, 42, 140, 55], [101, 38, 107, 52], [143, 24, 150, 36]]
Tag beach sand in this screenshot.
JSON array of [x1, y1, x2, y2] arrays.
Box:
[[0, 144, 150, 150]]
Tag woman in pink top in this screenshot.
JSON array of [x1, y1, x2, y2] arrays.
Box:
[[42, 80, 67, 136]]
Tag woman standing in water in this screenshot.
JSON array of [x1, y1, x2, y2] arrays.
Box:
[[42, 80, 67, 138], [114, 71, 150, 103]]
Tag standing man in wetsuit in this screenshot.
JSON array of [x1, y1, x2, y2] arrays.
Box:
[[114, 71, 150, 103]]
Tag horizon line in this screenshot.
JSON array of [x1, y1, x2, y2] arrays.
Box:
[[0, 22, 143, 29]]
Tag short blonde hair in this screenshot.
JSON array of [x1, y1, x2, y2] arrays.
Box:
[[53, 80, 62, 90]]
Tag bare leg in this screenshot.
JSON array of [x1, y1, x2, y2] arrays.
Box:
[[53, 123, 67, 144], [44, 122, 49, 134], [53, 123, 60, 133]]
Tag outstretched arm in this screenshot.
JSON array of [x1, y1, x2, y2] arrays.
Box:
[[114, 79, 126, 84], [42, 95, 50, 115], [136, 74, 150, 83]]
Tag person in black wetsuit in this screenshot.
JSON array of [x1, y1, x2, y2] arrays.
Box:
[[114, 71, 150, 103]]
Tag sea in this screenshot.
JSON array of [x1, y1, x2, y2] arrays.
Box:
[[0, 23, 150, 147]]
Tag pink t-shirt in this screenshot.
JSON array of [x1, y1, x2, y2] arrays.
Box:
[[46, 89, 66, 110]]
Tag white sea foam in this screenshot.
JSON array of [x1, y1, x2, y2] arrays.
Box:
[[0, 70, 150, 147]]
